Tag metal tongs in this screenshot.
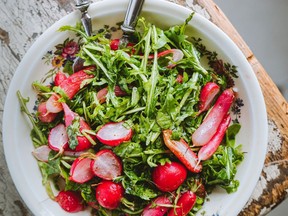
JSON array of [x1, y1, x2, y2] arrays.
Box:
[[119, 0, 145, 48], [72, 0, 92, 72]]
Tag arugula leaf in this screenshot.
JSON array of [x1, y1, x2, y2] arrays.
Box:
[[38, 152, 61, 184], [17, 91, 48, 146], [202, 123, 244, 193], [156, 111, 172, 129], [66, 117, 81, 150], [113, 142, 143, 161], [226, 123, 241, 147]]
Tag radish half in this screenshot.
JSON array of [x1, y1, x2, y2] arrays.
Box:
[[37, 102, 57, 123], [90, 149, 122, 180], [32, 145, 51, 162], [46, 94, 63, 113], [96, 122, 132, 146], [198, 82, 220, 113], [192, 88, 234, 146], [69, 157, 94, 183], [48, 124, 69, 152]]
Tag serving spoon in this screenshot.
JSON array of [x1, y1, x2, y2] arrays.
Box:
[[72, 0, 92, 72], [119, 0, 145, 48]]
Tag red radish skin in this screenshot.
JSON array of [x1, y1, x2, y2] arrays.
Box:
[[167, 191, 197, 216], [62, 103, 96, 151], [73, 136, 93, 152], [97, 86, 127, 104], [110, 39, 135, 51], [54, 71, 67, 86], [59, 69, 94, 99], [46, 94, 63, 113], [198, 82, 220, 113], [148, 49, 184, 68], [69, 157, 94, 183], [32, 145, 51, 162], [46, 69, 95, 113], [48, 124, 68, 152], [110, 39, 120, 50], [192, 88, 235, 147], [152, 162, 187, 192], [37, 102, 57, 123], [163, 130, 202, 173], [62, 103, 75, 126], [96, 181, 124, 210], [97, 87, 108, 104], [91, 149, 122, 180], [114, 85, 127, 97], [96, 121, 133, 146], [198, 114, 231, 161], [63, 150, 89, 157], [176, 74, 183, 84], [142, 196, 172, 216], [55, 190, 84, 213], [88, 201, 99, 210]]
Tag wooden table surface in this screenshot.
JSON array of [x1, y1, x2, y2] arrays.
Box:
[[1, 0, 287, 215]]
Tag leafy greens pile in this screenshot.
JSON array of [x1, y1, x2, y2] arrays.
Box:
[[18, 13, 244, 215]]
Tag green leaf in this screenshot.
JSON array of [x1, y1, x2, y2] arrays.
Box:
[[63, 60, 73, 75], [225, 123, 241, 147], [17, 91, 47, 146], [38, 152, 61, 184], [156, 111, 172, 129], [66, 117, 81, 150], [113, 142, 143, 160]]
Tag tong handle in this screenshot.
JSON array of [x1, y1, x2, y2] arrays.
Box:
[[121, 0, 145, 34], [75, 0, 92, 36], [75, 0, 90, 7]]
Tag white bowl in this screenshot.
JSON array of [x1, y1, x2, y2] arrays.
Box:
[[3, 0, 268, 215]]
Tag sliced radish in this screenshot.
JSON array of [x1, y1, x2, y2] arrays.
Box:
[[32, 145, 51, 162], [54, 71, 67, 86], [198, 114, 231, 161], [37, 101, 58, 123], [73, 136, 93, 152], [142, 196, 172, 216], [199, 82, 220, 113], [167, 49, 184, 68], [69, 157, 94, 183], [62, 103, 95, 151], [91, 149, 122, 180], [63, 102, 93, 129], [59, 69, 94, 99], [96, 87, 108, 104], [163, 130, 202, 173], [62, 103, 76, 126], [48, 124, 68, 152], [114, 85, 127, 97], [148, 49, 184, 68], [176, 74, 183, 84], [63, 150, 89, 157], [96, 121, 132, 146], [96, 86, 127, 104], [167, 191, 197, 216], [192, 88, 235, 147], [46, 94, 63, 113], [109, 38, 135, 52]]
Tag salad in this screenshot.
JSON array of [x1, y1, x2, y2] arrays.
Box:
[[18, 14, 244, 215]]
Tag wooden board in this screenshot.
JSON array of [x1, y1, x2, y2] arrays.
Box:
[[0, 0, 287, 215]]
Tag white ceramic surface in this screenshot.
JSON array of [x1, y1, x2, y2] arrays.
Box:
[[2, 0, 268, 215]]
